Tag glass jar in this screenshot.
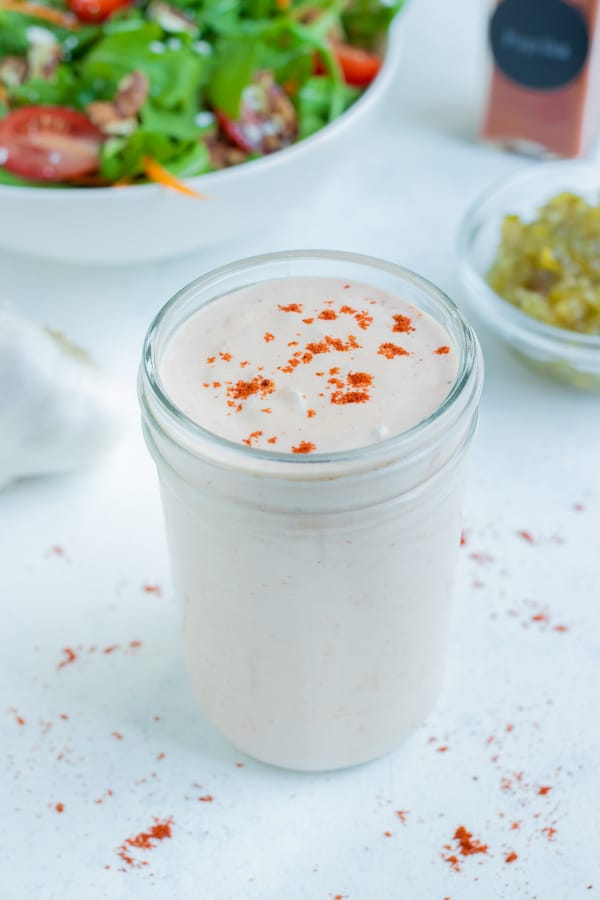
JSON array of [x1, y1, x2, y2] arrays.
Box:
[[138, 251, 483, 771]]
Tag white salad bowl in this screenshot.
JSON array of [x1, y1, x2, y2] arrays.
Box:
[[0, 20, 402, 265]]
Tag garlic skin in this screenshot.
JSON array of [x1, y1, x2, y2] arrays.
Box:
[[0, 311, 127, 490]]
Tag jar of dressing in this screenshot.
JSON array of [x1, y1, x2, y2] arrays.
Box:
[[139, 251, 483, 771]]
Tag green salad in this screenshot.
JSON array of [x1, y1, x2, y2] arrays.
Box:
[[0, 0, 403, 188]]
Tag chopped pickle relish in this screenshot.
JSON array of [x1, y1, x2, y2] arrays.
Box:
[[487, 192, 600, 336]]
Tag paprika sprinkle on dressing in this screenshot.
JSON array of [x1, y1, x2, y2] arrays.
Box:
[[160, 277, 457, 455]]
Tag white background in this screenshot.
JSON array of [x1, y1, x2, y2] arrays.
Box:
[[1, 0, 599, 896]]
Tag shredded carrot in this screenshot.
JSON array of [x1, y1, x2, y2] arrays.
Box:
[[143, 156, 208, 200], [0, 0, 78, 28]]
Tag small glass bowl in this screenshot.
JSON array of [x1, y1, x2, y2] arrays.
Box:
[[457, 161, 600, 391]]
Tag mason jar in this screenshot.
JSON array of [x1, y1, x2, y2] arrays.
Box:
[[138, 251, 483, 771]]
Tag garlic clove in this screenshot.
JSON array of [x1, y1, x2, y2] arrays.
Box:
[[0, 311, 128, 490]]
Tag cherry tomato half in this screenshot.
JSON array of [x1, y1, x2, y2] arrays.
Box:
[[216, 72, 297, 155], [0, 106, 103, 182], [333, 42, 382, 87], [68, 0, 132, 23]]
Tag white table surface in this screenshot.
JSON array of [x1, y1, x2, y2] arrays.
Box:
[[2, 1, 599, 897]]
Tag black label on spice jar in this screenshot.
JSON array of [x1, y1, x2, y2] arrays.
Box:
[[490, 0, 589, 90]]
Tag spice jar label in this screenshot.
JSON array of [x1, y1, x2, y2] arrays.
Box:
[[490, 0, 589, 91]]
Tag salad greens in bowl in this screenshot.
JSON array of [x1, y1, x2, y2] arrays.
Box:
[[0, 0, 404, 262]]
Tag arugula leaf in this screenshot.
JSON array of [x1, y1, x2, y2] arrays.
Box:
[[81, 25, 209, 110], [0, 10, 39, 55], [197, 0, 242, 34], [61, 25, 105, 60], [99, 129, 175, 181], [164, 140, 211, 176], [207, 35, 260, 117], [101, 7, 148, 32], [155, 49, 208, 108], [141, 101, 202, 141], [256, 32, 314, 88], [342, 0, 405, 48], [243, 0, 272, 20], [8, 66, 77, 107], [287, 21, 346, 120], [79, 24, 162, 96], [296, 75, 358, 139]]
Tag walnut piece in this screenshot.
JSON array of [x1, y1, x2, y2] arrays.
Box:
[[115, 70, 149, 118], [86, 101, 137, 136], [26, 25, 62, 80], [85, 70, 149, 137], [207, 135, 248, 169], [147, 1, 199, 35], [0, 56, 28, 88]]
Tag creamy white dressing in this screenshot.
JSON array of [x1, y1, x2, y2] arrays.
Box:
[[160, 277, 458, 454]]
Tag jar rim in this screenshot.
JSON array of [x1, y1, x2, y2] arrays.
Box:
[[140, 249, 483, 471]]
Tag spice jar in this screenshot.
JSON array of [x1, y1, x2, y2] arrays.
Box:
[[482, 0, 600, 158], [138, 251, 483, 771]]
